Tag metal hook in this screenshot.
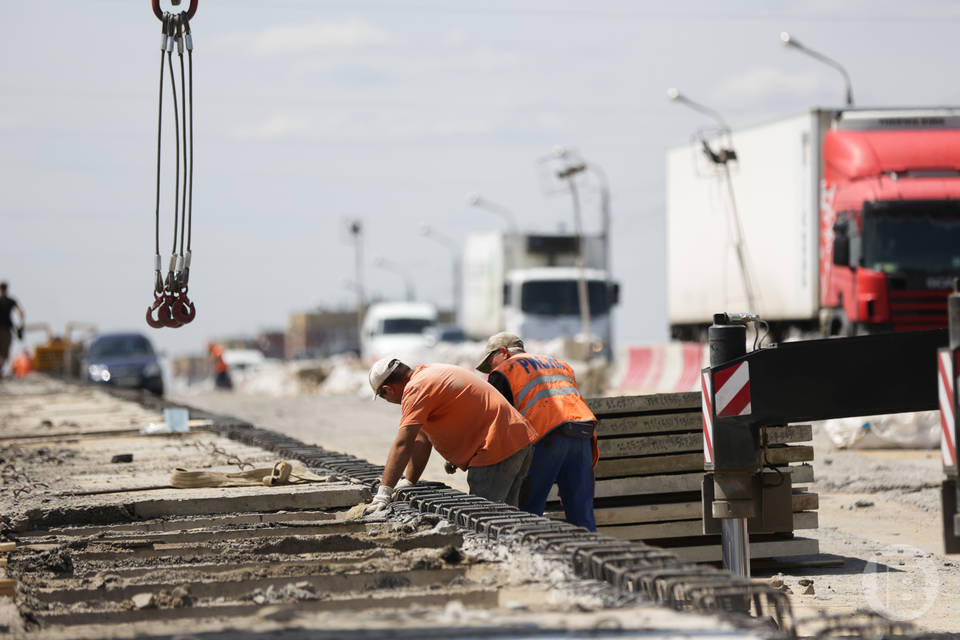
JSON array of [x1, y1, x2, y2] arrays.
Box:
[[173, 289, 197, 323], [146, 294, 165, 328], [160, 292, 183, 327]]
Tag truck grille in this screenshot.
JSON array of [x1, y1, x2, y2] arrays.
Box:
[[888, 290, 949, 331]]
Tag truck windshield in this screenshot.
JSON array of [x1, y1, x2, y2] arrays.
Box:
[[520, 280, 609, 317], [862, 202, 960, 274], [381, 318, 434, 334]]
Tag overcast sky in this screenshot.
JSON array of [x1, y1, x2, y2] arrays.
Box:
[[4, 1, 960, 358]]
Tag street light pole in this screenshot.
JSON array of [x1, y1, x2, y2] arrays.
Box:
[[420, 223, 461, 326], [465, 192, 519, 232], [780, 32, 854, 106], [554, 160, 592, 348], [374, 257, 415, 302], [667, 88, 758, 318]]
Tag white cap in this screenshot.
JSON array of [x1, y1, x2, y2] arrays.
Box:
[[368, 357, 401, 398]]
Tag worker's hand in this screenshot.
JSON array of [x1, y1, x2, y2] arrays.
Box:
[[364, 483, 393, 515], [395, 477, 416, 491], [15, 326, 23, 340], [444, 461, 457, 474]]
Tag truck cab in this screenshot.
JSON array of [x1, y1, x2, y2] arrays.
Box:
[[463, 231, 619, 356], [360, 302, 437, 365], [504, 267, 617, 349], [821, 110, 960, 334]]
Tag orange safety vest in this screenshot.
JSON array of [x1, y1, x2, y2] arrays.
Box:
[[209, 345, 229, 374], [493, 353, 598, 466]]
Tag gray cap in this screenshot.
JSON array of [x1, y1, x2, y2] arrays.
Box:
[[476, 332, 523, 373]]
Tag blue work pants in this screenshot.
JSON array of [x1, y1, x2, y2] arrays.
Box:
[[520, 432, 596, 531]]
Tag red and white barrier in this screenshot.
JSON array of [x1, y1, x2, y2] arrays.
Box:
[[615, 342, 709, 394]]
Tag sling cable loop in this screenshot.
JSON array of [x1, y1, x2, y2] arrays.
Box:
[[146, 1, 198, 328]]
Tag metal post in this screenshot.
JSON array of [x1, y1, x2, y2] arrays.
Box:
[[708, 314, 751, 577], [350, 221, 365, 353]]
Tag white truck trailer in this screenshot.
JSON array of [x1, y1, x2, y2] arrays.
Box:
[[462, 232, 619, 354]]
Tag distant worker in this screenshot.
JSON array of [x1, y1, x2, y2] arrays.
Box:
[[364, 358, 538, 514], [11, 350, 33, 379], [477, 332, 598, 531], [0, 282, 25, 376], [207, 342, 232, 390]]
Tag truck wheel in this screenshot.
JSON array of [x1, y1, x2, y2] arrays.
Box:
[[826, 309, 853, 337]]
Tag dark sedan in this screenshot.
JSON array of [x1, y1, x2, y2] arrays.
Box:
[[84, 333, 164, 396]]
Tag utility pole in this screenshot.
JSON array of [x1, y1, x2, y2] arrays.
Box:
[[349, 220, 365, 353], [668, 88, 758, 316], [421, 223, 461, 326], [554, 159, 592, 347]]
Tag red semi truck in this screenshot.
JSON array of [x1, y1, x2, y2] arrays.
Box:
[[667, 107, 960, 340]]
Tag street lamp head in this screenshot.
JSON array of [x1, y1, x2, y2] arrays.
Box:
[[465, 192, 481, 206], [552, 145, 569, 159], [780, 31, 795, 47], [666, 87, 681, 102]]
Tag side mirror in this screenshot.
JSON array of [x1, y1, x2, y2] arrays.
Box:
[[609, 282, 620, 306], [833, 233, 850, 267]]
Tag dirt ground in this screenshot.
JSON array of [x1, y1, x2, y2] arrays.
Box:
[[173, 389, 960, 634]]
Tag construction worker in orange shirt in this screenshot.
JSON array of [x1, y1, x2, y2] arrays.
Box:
[[364, 357, 538, 514], [207, 342, 232, 390]]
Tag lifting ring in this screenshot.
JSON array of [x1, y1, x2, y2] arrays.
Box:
[[152, 0, 198, 21]]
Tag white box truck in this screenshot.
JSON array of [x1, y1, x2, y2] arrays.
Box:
[[667, 108, 960, 340], [462, 232, 619, 354]]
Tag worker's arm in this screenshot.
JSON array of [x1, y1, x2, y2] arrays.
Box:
[[14, 304, 24, 328], [402, 429, 433, 483], [487, 371, 515, 405], [380, 424, 422, 489]]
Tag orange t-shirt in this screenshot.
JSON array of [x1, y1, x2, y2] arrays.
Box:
[[399, 364, 537, 469]]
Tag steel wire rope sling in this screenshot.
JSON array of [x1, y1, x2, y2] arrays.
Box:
[[147, 0, 198, 328]]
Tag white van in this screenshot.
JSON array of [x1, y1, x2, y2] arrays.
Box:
[[360, 302, 437, 365]]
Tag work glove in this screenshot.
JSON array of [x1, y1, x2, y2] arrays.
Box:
[[364, 483, 393, 515], [395, 477, 415, 490], [15, 326, 23, 340], [444, 461, 457, 474]]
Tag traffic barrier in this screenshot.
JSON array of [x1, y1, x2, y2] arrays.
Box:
[[615, 343, 708, 394]]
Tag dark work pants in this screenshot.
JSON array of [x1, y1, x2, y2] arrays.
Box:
[[466, 444, 533, 507], [520, 433, 596, 531]]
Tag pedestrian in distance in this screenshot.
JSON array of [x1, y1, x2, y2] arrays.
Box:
[[364, 357, 538, 514], [207, 342, 233, 390], [477, 332, 599, 531], [0, 282, 25, 376]]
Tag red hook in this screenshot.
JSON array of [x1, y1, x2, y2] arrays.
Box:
[[146, 294, 165, 329], [159, 292, 184, 328], [173, 290, 197, 324], [152, 0, 198, 21]]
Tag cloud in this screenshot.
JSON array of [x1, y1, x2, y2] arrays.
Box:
[[251, 19, 387, 56], [231, 113, 313, 142], [709, 66, 824, 106]]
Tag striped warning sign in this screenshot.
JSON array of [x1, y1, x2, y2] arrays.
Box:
[[714, 361, 752, 418], [701, 370, 714, 464], [938, 350, 957, 468]]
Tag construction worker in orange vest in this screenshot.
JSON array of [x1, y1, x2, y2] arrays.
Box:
[[207, 342, 232, 390], [477, 332, 598, 531]]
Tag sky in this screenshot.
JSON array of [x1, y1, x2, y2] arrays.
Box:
[[4, 0, 960, 358]]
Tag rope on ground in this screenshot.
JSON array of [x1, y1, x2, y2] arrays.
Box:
[[170, 460, 333, 488]]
